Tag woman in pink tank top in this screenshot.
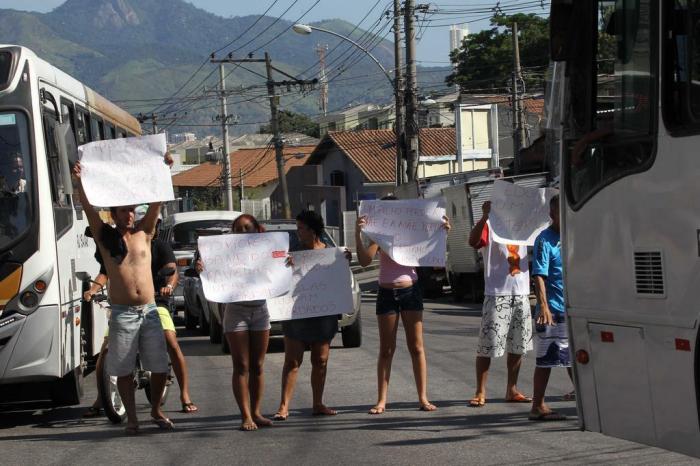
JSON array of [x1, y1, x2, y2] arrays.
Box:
[[355, 195, 450, 415]]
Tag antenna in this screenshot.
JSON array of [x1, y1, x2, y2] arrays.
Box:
[[316, 43, 329, 116]]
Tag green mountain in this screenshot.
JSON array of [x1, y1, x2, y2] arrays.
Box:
[[0, 0, 451, 136]]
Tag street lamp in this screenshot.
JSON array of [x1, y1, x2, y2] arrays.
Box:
[[292, 23, 405, 185], [293, 24, 394, 86]]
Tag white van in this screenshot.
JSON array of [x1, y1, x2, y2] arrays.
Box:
[[159, 211, 241, 309]]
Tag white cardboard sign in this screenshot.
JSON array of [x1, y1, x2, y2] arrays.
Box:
[[359, 199, 447, 267], [198, 232, 292, 303], [488, 180, 557, 246], [267, 247, 353, 322], [78, 134, 174, 207]]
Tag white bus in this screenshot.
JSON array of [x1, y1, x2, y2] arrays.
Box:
[[0, 45, 141, 405], [551, 0, 700, 457]]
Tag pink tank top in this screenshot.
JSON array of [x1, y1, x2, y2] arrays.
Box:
[[379, 252, 418, 285]]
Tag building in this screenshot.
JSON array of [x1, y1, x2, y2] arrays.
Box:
[[170, 132, 197, 144], [300, 128, 458, 226], [419, 92, 459, 128], [450, 25, 469, 54], [171, 144, 316, 215], [317, 104, 380, 136]]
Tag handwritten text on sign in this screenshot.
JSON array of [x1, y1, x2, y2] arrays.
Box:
[[488, 180, 558, 246], [78, 134, 174, 207], [359, 199, 447, 267], [267, 248, 353, 322], [198, 232, 292, 303]]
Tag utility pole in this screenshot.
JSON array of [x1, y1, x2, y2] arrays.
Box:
[[393, 0, 406, 186], [511, 22, 527, 174], [212, 53, 316, 218], [214, 63, 234, 210], [404, 0, 419, 182], [137, 113, 158, 134], [265, 53, 292, 220], [239, 168, 244, 207]]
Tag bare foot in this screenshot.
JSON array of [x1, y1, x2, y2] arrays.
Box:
[[240, 419, 258, 431], [312, 405, 337, 416], [368, 405, 385, 415], [273, 411, 288, 421], [254, 415, 273, 427], [125, 423, 139, 435]]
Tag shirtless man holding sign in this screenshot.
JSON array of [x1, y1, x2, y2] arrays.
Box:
[[73, 153, 174, 435]]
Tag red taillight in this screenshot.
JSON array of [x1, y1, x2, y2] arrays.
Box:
[[601, 331, 614, 343], [576, 349, 590, 364], [34, 280, 47, 293], [675, 338, 691, 352], [177, 258, 190, 267]]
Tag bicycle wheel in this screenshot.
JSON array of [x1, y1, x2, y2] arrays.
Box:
[[143, 359, 173, 407], [97, 348, 127, 424]]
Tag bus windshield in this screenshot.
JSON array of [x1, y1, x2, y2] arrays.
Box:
[[0, 111, 32, 252]]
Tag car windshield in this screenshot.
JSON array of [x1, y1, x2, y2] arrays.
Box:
[[0, 111, 32, 251], [171, 220, 233, 249]]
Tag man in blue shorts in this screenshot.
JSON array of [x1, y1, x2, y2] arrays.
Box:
[[529, 194, 572, 421]]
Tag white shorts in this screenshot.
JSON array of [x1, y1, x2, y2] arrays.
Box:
[[223, 302, 271, 333], [535, 313, 571, 368], [106, 303, 169, 377], [476, 295, 533, 358]]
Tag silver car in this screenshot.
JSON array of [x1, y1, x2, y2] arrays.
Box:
[[206, 220, 362, 353]]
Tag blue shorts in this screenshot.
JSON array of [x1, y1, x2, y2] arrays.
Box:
[[105, 303, 169, 377], [376, 285, 423, 315]]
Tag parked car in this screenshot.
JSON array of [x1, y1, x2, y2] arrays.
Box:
[[159, 210, 241, 312], [205, 219, 363, 354]]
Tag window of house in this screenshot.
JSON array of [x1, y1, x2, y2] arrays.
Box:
[[330, 170, 345, 186]]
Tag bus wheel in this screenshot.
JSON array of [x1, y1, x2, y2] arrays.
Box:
[[50, 366, 84, 406], [97, 348, 127, 424]]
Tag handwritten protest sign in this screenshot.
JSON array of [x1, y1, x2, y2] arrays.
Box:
[[267, 248, 353, 322], [78, 134, 174, 207], [198, 232, 292, 303], [359, 199, 447, 267], [488, 180, 558, 246]]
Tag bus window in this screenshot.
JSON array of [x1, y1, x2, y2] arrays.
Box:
[[60, 99, 76, 142], [98, 120, 105, 140], [567, 0, 657, 208], [663, 1, 700, 133], [0, 111, 33, 251], [90, 114, 101, 141], [117, 127, 127, 138], [75, 107, 90, 145], [42, 110, 72, 236], [105, 123, 116, 140]]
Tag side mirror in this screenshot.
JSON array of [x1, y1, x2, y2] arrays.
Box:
[[75, 271, 91, 282], [550, 0, 574, 61], [184, 268, 199, 278]]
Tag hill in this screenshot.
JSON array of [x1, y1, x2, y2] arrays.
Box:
[[0, 0, 452, 135]]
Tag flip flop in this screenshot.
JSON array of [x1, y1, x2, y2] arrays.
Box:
[[82, 406, 102, 418], [181, 402, 198, 413], [124, 425, 140, 436], [528, 411, 567, 421], [468, 397, 486, 407], [419, 403, 437, 412], [563, 391, 576, 401], [272, 412, 288, 421], [151, 417, 175, 430], [506, 393, 532, 403], [312, 408, 337, 416], [368, 406, 385, 415]]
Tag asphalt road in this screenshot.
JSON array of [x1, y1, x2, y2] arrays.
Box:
[[0, 270, 696, 465]]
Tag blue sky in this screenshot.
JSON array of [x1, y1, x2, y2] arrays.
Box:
[[0, 1, 549, 63]]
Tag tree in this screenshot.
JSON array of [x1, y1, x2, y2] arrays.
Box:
[[447, 13, 549, 92], [259, 110, 320, 138]]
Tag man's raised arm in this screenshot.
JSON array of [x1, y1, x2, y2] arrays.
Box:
[[138, 152, 172, 237], [73, 161, 104, 243]]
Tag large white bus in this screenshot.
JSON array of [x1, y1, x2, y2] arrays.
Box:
[[0, 45, 140, 405], [551, 0, 700, 457]]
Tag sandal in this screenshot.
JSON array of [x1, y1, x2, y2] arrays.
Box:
[[272, 412, 288, 421], [468, 397, 486, 407], [368, 406, 385, 415], [151, 417, 175, 430], [506, 393, 532, 403], [419, 403, 437, 412], [124, 425, 140, 436], [563, 390, 576, 401], [181, 402, 198, 413], [528, 410, 567, 421], [82, 406, 102, 418]]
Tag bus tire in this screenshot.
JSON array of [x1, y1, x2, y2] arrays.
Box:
[[97, 348, 127, 424], [184, 306, 197, 330], [198, 300, 210, 336], [50, 366, 84, 406]]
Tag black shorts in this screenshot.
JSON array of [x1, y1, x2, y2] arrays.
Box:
[[376, 285, 424, 315]]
